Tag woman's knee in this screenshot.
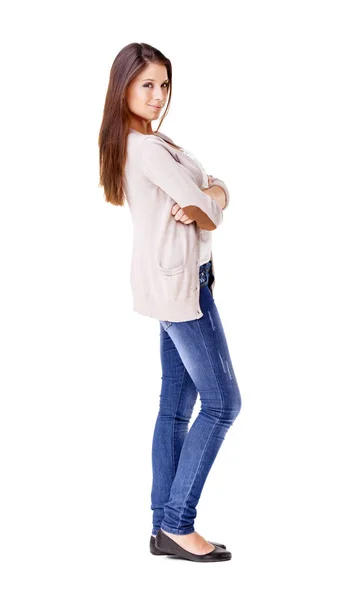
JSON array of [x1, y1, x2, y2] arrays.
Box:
[[222, 385, 242, 425], [202, 385, 242, 427]]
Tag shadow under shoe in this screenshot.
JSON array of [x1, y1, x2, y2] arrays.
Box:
[[154, 529, 231, 562]]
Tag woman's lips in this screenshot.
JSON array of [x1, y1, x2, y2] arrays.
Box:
[[148, 105, 161, 110]]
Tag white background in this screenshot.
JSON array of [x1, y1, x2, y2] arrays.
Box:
[[1, 0, 347, 597]]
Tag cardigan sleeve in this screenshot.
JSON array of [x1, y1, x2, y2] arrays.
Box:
[[139, 136, 223, 231]]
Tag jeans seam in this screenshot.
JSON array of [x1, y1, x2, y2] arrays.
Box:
[[196, 316, 224, 417]]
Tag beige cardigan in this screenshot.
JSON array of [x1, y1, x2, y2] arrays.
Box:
[[124, 128, 230, 322]]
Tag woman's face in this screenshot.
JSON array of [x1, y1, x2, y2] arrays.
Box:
[[126, 63, 169, 131]]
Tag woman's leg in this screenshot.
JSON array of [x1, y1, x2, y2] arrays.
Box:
[[158, 262, 242, 535], [151, 325, 198, 536]]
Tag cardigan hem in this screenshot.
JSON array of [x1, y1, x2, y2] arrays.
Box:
[[132, 297, 204, 322]]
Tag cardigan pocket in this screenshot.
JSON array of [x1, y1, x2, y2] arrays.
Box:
[[158, 263, 184, 276], [158, 264, 187, 302]]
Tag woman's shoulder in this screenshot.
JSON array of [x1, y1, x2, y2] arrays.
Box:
[[154, 131, 174, 144]]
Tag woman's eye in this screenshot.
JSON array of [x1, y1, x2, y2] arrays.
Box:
[[143, 82, 169, 88]]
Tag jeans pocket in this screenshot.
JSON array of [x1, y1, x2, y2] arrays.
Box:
[[199, 270, 208, 286]]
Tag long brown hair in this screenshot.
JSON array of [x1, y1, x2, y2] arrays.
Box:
[[98, 42, 181, 207]]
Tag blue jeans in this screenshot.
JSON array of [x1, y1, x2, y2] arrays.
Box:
[[151, 260, 242, 536]]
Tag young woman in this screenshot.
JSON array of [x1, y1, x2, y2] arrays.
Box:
[[98, 42, 242, 563]]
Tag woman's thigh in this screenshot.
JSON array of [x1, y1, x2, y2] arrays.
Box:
[[159, 322, 198, 419], [159, 285, 240, 409]]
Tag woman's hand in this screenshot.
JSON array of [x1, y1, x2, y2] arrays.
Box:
[[171, 203, 195, 224]]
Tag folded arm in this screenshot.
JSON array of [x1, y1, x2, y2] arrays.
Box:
[[140, 136, 224, 231], [205, 177, 230, 210]]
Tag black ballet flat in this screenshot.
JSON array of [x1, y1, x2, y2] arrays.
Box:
[[150, 533, 226, 555], [153, 529, 231, 562]]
